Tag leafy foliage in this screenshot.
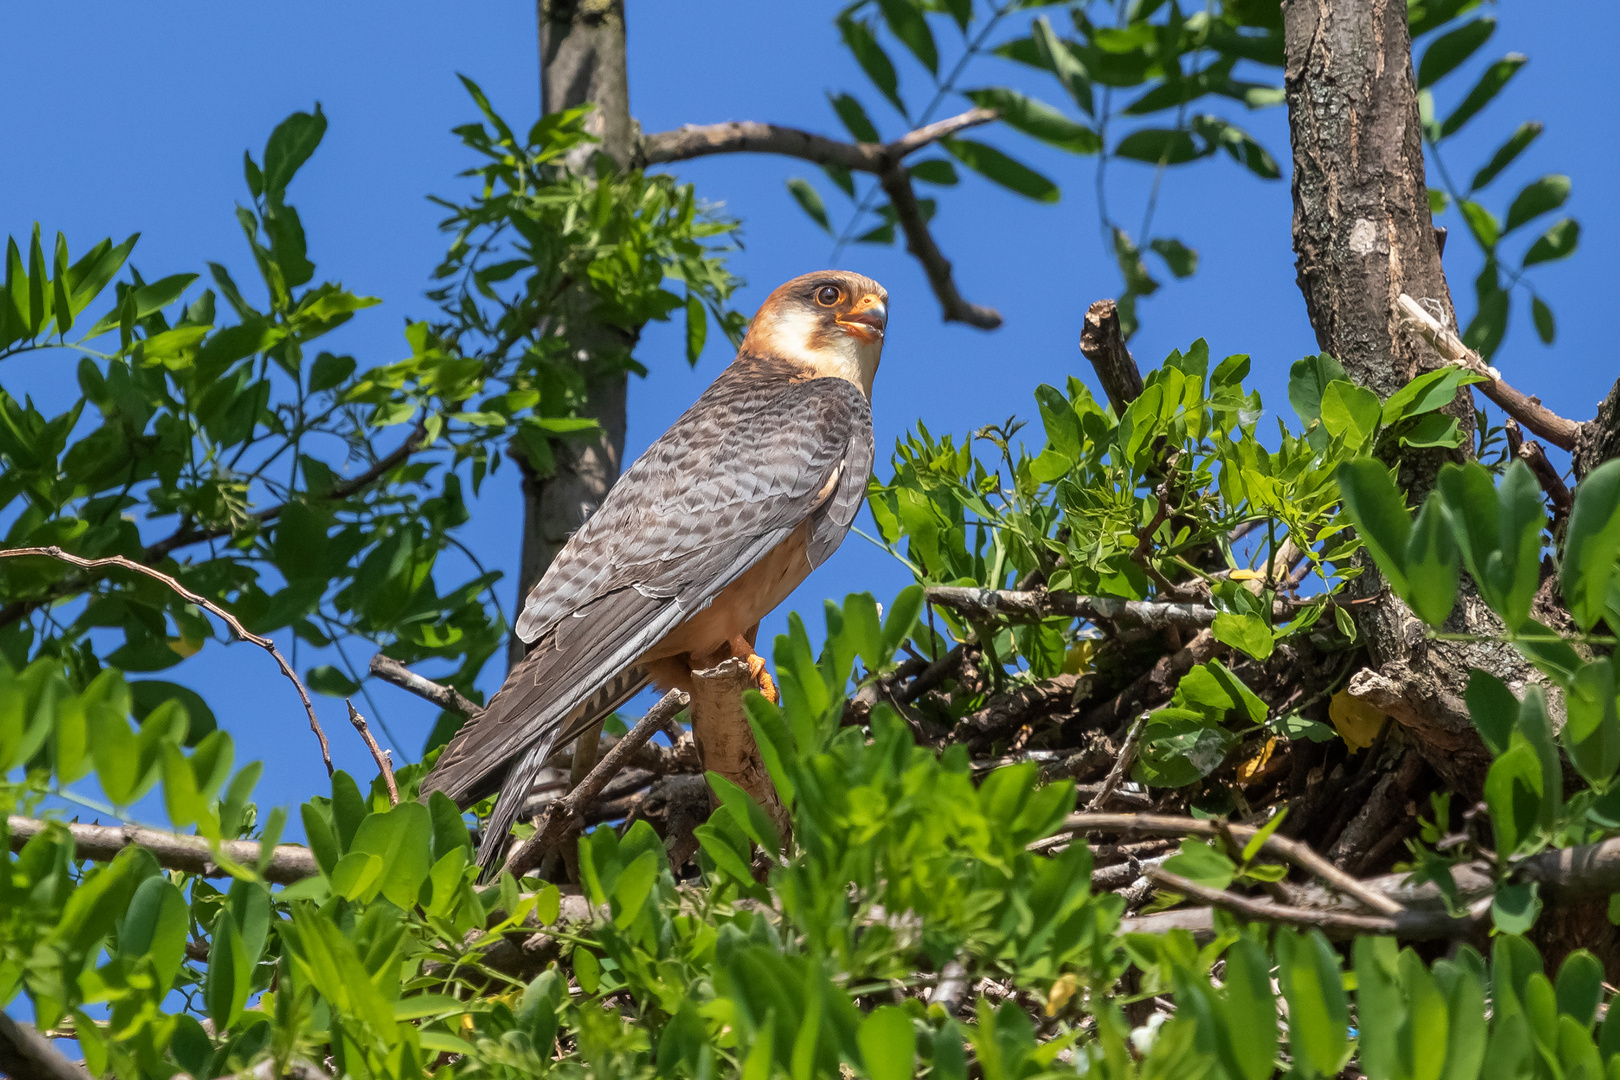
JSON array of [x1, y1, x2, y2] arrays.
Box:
[[0, 84, 743, 751]]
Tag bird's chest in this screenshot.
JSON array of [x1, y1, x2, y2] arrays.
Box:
[[645, 521, 815, 662]]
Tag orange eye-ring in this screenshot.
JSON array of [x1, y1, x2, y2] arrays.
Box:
[[815, 284, 842, 307]]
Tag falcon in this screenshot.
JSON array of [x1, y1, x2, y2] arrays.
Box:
[[422, 270, 888, 872]]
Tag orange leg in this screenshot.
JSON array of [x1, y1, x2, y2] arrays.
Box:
[[728, 633, 779, 704]]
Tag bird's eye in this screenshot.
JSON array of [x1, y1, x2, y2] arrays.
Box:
[[814, 285, 842, 307]]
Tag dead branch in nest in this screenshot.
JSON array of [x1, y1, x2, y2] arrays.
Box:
[[1141, 866, 1470, 938], [1085, 715, 1149, 811], [1505, 418, 1573, 524], [346, 701, 398, 806], [1079, 299, 1144, 413], [0, 545, 333, 776], [499, 689, 690, 881], [369, 653, 484, 719], [1396, 293, 1579, 450]]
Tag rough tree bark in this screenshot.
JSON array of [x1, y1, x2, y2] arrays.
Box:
[[1281, 0, 1530, 797], [511, 0, 637, 668]]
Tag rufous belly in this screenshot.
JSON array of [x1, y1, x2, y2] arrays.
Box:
[[639, 520, 814, 684]]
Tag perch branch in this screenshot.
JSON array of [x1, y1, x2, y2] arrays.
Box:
[[346, 701, 398, 806], [368, 653, 485, 719], [499, 689, 690, 881], [0, 546, 332, 776], [1085, 714, 1148, 811], [1395, 294, 1579, 450], [1142, 866, 1448, 936]]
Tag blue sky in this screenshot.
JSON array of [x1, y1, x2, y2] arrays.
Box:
[[1, 2, 1613, 822]]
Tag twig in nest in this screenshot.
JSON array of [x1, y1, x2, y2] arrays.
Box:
[[1057, 811, 1404, 916], [499, 689, 690, 881], [1086, 714, 1149, 810], [368, 653, 484, 719], [928, 959, 970, 1016], [0, 545, 333, 776], [1504, 419, 1573, 524], [1396, 293, 1579, 450], [346, 701, 398, 806], [1144, 866, 1414, 935]]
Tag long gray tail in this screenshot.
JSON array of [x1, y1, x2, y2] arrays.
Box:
[[475, 665, 651, 877]]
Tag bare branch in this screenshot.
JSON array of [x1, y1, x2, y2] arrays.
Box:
[[1085, 714, 1148, 811], [346, 701, 398, 806], [928, 960, 970, 1016], [368, 653, 484, 719], [1504, 419, 1572, 523], [0, 546, 333, 776], [927, 586, 1228, 629], [1396, 294, 1580, 450], [1141, 866, 1460, 937], [639, 109, 1003, 330], [1079, 299, 1145, 412], [878, 165, 1003, 328], [499, 689, 690, 881], [6, 815, 320, 884]]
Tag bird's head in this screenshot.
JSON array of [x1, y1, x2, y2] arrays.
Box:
[[742, 270, 889, 397]]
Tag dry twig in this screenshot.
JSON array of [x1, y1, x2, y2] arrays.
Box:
[[0, 545, 333, 776], [1079, 299, 1144, 413], [0, 1012, 89, 1080], [346, 701, 398, 806], [368, 653, 484, 719], [499, 689, 690, 881], [1396, 293, 1579, 450], [6, 814, 320, 884], [1086, 715, 1149, 811]]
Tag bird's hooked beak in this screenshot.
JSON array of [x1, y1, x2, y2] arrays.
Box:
[[836, 293, 887, 345]]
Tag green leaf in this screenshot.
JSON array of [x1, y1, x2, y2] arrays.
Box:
[[685, 291, 707, 364], [1275, 930, 1351, 1077], [1563, 461, 1620, 630], [1458, 200, 1499, 249], [1554, 950, 1604, 1028], [1031, 16, 1093, 115], [205, 907, 251, 1031], [261, 106, 328, 202], [1417, 17, 1495, 88], [1531, 296, 1555, 344], [839, 15, 906, 117], [1319, 381, 1381, 447], [573, 946, 601, 995], [308, 351, 355, 393], [1470, 121, 1542, 191], [305, 664, 361, 697], [1439, 55, 1526, 139], [877, 0, 937, 75], [349, 801, 434, 907], [1504, 175, 1570, 234], [1565, 660, 1620, 790], [786, 179, 832, 234], [941, 138, 1059, 202], [1211, 611, 1274, 660], [1115, 128, 1203, 165], [119, 876, 188, 991], [1337, 460, 1412, 597], [1404, 498, 1461, 626], [1288, 352, 1347, 425], [1522, 218, 1579, 266], [907, 159, 957, 185], [1148, 237, 1198, 278], [1465, 669, 1518, 756], [1163, 839, 1236, 890], [828, 92, 881, 143], [1492, 881, 1541, 934], [962, 88, 1100, 153], [859, 1005, 915, 1080], [1484, 738, 1544, 855]]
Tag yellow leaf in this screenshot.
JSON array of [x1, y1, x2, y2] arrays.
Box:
[[1063, 639, 1098, 675], [1047, 972, 1079, 1016], [166, 636, 204, 658], [1228, 569, 1263, 581], [1329, 690, 1388, 752], [1235, 737, 1278, 785]]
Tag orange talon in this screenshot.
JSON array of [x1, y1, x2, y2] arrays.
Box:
[[729, 634, 780, 704]]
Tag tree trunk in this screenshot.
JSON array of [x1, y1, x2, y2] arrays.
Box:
[[509, 0, 636, 668], [1281, 0, 1528, 799]]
